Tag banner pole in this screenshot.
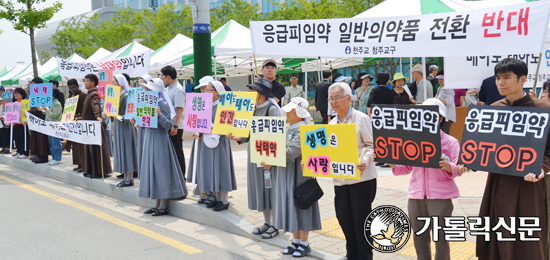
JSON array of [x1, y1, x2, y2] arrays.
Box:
[[9, 124, 13, 153], [253, 54, 259, 76], [24, 124, 26, 150], [191, 135, 199, 195], [213, 56, 218, 80], [534, 53, 543, 98], [422, 57, 427, 102], [100, 145, 104, 181]]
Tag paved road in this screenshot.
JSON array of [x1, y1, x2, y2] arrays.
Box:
[[0, 165, 308, 260]]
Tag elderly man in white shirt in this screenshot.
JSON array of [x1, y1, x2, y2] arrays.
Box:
[[328, 82, 378, 260], [283, 77, 307, 105]]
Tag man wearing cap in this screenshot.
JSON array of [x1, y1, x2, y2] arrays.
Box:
[[161, 65, 187, 179], [284, 77, 306, 105], [315, 71, 332, 124], [260, 59, 286, 107], [410, 64, 434, 103]]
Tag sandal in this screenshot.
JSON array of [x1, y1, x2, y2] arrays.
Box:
[[204, 195, 217, 206], [261, 226, 279, 239], [152, 208, 169, 216], [283, 242, 300, 255], [253, 223, 270, 235], [116, 180, 134, 187], [292, 244, 311, 258], [144, 207, 157, 214]]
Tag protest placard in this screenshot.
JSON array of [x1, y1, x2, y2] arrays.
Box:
[[133, 91, 159, 128], [20, 100, 30, 122], [300, 124, 360, 180], [372, 105, 442, 168], [97, 69, 113, 98], [25, 112, 102, 145], [29, 83, 53, 107], [458, 105, 550, 177], [62, 96, 79, 122], [104, 84, 121, 117], [4, 102, 20, 124], [124, 87, 144, 120], [212, 91, 257, 137], [249, 116, 286, 167], [2, 91, 12, 101], [184, 93, 213, 134]]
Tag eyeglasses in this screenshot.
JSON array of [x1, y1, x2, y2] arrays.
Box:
[[161, 75, 167, 78], [328, 96, 348, 102]]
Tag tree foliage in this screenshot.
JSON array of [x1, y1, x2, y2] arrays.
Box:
[[211, 0, 263, 32]]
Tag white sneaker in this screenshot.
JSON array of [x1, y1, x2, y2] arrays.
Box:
[[12, 153, 20, 157], [17, 154, 28, 159], [49, 160, 61, 165], [62, 151, 71, 155]]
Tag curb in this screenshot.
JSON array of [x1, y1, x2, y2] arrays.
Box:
[[0, 154, 342, 260]]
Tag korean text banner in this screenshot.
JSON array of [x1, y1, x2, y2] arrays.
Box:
[[212, 92, 257, 137], [458, 105, 550, 177], [62, 96, 79, 122], [249, 116, 287, 167], [184, 93, 213, 134], [445, 44, 550, 89], [134, 91, 159, 128], [104, 85, 121, 117], [20, 100, 29, 122], [25, 112, 102, 146], [300, 124, 360, 180], [29, 83, 53, 107], [250, 1, 550, 58], [4, 102, 20, 124], [56, 50, 151, 79], [372, 105, 442, 168], [98, 69, 113, 99], [124, 87, 144, 120]]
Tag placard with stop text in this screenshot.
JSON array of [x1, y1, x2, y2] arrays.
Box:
[[184, 93, 213, 134], [29, 83, 53, 107], [4, 102, 20, 124], [372, 105, 442, 168], [20, 100, 30, 122], [103, 84, 121, 117], [300, 124, 360, 180], [124, 87, 144, 120], [212, 91, 257, 137], [458, 105, 550, 177], [134, 91, 158, 128], [62, 96, 79, 122], [249, 116, 286, 167], [97, 69, 113, 98]]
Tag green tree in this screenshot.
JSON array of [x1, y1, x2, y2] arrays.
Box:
[[140, 4, 193, 50], [39, 49, 51, 64], [210, 0, 263, 31], [0, 0, 62, 78]]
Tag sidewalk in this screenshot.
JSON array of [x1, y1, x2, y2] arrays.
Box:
[[2, 132, 486, 259]]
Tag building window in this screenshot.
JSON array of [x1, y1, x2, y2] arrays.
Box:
[[114, 0, 126, 8]]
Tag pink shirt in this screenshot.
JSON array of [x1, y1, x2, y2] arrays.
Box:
[[454, 89, 467, 106], [392, 132, 462, 199]]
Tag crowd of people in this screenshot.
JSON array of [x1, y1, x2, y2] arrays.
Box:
[[0, 57, 548, 260]]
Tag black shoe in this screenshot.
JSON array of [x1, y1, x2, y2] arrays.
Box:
[[116, 180, 134, 187], [83, 173, 89, 177], [31, 156, 39, 162], [35, 158, 49, 164], [144, 207, 157, 214], [133, 172, 138, 178], [206, 198, 219, 208], [88, 174, 102, 179], [116, 174, 124, 179], [213, 202, 229, 211], [198, 198, 206, 204], [152, 208, 169, 216], [292, 244, 311, 257]]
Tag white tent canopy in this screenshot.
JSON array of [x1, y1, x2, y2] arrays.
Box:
[[86, 48, 112, 62], [0, 63, 29, 86], [102, 41, 152, 61], [149, 34, 193, 71]]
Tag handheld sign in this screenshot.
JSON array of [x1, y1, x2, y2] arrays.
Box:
[[104, 84, 121, 117], [62, 96, 79, 122], [300, 124, 360, 180], [29, 83, 53, 107], [212, 91, 257, 137], [4, 102, 21, 123], [184, 93, 213, 134], [98, 69, 113, 98], [134, 91, 159, 128], [249, 116, 286, 167], [2, 91, 12, 101], [372, 105, 442, 168], [20, 100, 30, 122], [125, 87, 144, 120], [458, 105, 550, 177]]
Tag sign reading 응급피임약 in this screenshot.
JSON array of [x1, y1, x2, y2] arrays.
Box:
[[62, 96, 79, 122], [29, 83, 53, 107], [300, 124, 360, 180], [104, 84, 121, 117], [212, 91, 257, 137], [249, 117, 286, 167], [97, 69, 113, 98], [124, 87, 144, 120], [4, 102, 20, 124], [458, 105, 550, 177], [134, 91, 159, 128], [372, 105, 442, 168], [20, 100, 30, 122], [184, 93, 213, 134]]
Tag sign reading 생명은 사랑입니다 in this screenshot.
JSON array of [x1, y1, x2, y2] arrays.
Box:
[[104, 84, 121, 117], [458, 105, 550, 177], [372, 105, 442, 169], [97, 69, 113, 99], [184, 93, 213, 134], [212, 91, 257, 138], [249, 116, 287, 167], [300, 124, 360, 180]]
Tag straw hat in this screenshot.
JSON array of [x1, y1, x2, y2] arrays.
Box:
[[391, 72, 409, 85]]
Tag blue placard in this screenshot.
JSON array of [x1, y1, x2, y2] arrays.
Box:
[[134, 91, 159, 128], [125, 87, 144, 120], [29, 83, 53, 107], [2, 91, 12, 100], [193, 23, 211, 33]]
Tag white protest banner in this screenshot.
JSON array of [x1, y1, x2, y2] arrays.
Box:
[[250, 1, 550, 58], [25, 112, 102, 146], [56, 50, 151, 79], [445, 43, 550, 89]]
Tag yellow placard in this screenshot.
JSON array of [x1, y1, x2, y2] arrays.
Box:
[[300, 124, 360, 179], [212, 91, 258, 137], [249, 116, 287, 167], [104, 84, 121, 117], [62, 96, 79, 122], [20, 100, 30, 122]]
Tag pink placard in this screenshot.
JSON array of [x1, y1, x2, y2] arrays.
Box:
[[184, 93, 213, 134], [4, 102, 21, 124]]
